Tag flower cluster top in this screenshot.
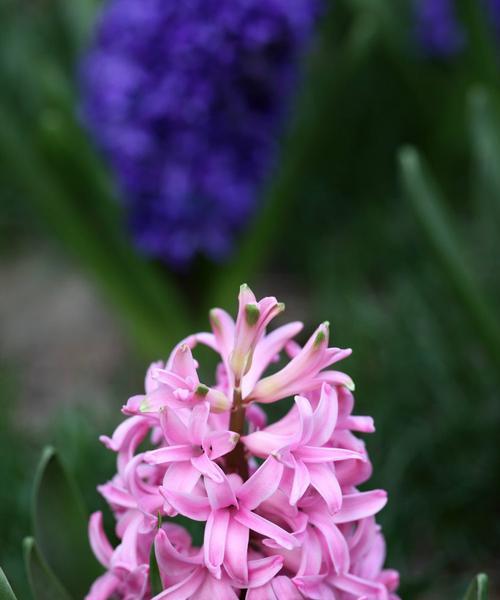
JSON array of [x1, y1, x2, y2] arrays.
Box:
[[81, 0, 318, 267], [87, 285, 400, 599]]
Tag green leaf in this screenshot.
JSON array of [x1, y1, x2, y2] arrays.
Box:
[[468, 87, 500, 222], [32, 447, 99, 598], [0, 568, 18, 600], [464, 573, 489, 600], [399, 146, 500, 368], [149, 538, 162, 596], [23, 538, 72, 600]]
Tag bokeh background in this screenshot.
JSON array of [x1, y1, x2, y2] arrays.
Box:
[[1, 0, 500, 598]]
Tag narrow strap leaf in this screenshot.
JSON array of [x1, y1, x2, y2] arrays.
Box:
[[23, 538, 72, 600], [32, 447, 99, 598], [468, 87, 500, 222], [149, 538, 163, 596], [464, 573, 489, 600], [0, 568, 18, 600], [399, 146, 500, 368]]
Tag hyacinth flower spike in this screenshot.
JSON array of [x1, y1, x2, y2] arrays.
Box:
[[86, 285, 399, 599]]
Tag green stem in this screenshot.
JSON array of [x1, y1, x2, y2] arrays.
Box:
[[226, 387, 249, 481]]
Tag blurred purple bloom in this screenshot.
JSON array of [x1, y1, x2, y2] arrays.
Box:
[[81, 0, 318, 267], [488, 0, 500, 33], [415, 0, 465, 57]]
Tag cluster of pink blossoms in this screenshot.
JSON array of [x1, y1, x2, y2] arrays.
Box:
[[87, 286, 399, 599]]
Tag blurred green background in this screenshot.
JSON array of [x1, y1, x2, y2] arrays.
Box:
[[1, 0, 500, 598]]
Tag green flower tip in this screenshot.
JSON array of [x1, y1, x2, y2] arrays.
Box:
[[314, 321, 330, 348], [195, 384, 210, 396], [245, 303, 260, 326]]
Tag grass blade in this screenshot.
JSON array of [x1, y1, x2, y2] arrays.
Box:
[[399, 146, 500, 367], [464, 573, 489, 600], [0, 569, 18, 600]]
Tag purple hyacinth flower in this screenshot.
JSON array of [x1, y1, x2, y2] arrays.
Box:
[[415, 0, 465, 58], [488, 0, 500, 34], [81, 0, 318, 267]]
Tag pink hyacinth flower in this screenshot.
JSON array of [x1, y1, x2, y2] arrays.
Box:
[[87, 285, 400, 599]]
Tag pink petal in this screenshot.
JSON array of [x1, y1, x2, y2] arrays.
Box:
[[340, 415, 375, 433], [224, 517, 249, 583], [204, 509, 230, 577], [271, 577, 304, 599], [154, 529, 200, 587], [295, 526, 323, 577], [97, 482, 136, 510], [310, 384, 338, 446], [209, 308, 235, 365], [242, 430, 289, 457], [85, 572, 119, 600], [293, 396, 314, 446], [191, 453, 225, 483], [297, 446, 364, 464], [331, 573, 386, 598], [152, 369, 189, 390], [316, 370, 355, 392], [333, 490, 388, 524], [245, 403, 268, 430], [379, 569, 400, 592], [203, 430, 239, 460], [247, 555, 284, 588], [99, 416, 149, 453], [144, 445, 195, 464], [111, 511, 143, 571], [188, 402, 210, 446], [308, 463, 342, 514], [160, 408, 190, 445], [162, 462, 201, 493], [309, 513, 350, 573], [170, 344, 198, 381], [248, 322, 340, 404], [160, 488, 211, 521], [234, 507, 297, 550], [237, 457, 284, 510], [152, 567, 205, 600], [196, 575, 239, 600], [88, 512, 113, 568], [289, 458, 311, 506], [246, 575, 304, 600], [243, 321, 303, 395], [205, 475, 238, 510]]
